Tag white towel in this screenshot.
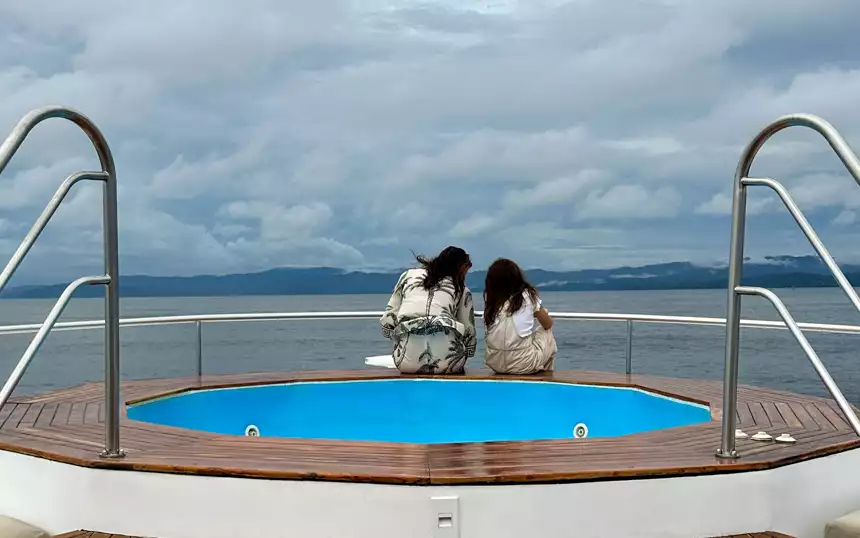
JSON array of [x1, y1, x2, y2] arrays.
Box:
[[365, 354, 396, 368]]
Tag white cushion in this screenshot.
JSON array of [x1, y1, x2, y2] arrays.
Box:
[[365, 354, 396, 368], [826, 510, 860, 538], [0, 517, 49, 538]]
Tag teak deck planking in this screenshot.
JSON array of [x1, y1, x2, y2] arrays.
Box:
[[1, 369, 858, 485], [54, 530, 149, 538], [54, 530, 794, 538], [716, 534, 795, 538]]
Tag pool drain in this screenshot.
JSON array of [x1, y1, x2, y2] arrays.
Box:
[[245, 425, 260, 437], [573, 423, 588, 439]]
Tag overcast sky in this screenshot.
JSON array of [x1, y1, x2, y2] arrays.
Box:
[[1, 0, 860, 283]]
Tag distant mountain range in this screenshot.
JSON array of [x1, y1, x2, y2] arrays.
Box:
[[1, 255, 858, 299]]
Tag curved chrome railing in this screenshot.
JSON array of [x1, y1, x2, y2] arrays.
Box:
[[0, 106, 122, 458], [720, 113, 860, 457]]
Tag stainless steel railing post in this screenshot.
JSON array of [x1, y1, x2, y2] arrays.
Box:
[[625, 320, 633, 375], [101, 146, 122, 459], [196, 321, 203, 377], [0, 106, 124, 459], [718, 113, 860, 458], [718, 118, 761, 459]]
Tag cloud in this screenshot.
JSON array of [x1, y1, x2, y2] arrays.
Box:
[[695, 192, 776, 216], [833, 210, 856, 226], [576, 185, 682, 220], [220, 201, 334, 240], [1, 0, 860, 283], [449, 214, 497, 238], [789, 173, 860, 211], [603, 137, 686, 157], [504, 170, 607, 209], [0, 157, 90, 211]]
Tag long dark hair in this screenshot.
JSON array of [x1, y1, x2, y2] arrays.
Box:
[[483, 258, 539, 327], [415, 246, 471, 294]]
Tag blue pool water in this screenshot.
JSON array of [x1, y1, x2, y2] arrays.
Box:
[[127, 379, 711, 443]]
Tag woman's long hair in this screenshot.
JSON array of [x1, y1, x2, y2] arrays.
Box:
[[483, 258, 539, 327], [416, 246, 471, 294]]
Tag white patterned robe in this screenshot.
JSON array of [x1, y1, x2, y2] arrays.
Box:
[[380, 268, 477, 374]]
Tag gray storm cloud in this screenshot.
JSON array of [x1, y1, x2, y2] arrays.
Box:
[[1, 0, 860, 283]]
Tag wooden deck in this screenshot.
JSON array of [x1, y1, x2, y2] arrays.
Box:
[[54, 530, 151, 538], [54, 530, 794, 538], [2, 369, 858, 485], [716, 534, 794, 538]]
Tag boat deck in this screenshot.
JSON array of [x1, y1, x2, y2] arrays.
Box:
[[53, 531, 796, 538], [1, 369, 858, 485]]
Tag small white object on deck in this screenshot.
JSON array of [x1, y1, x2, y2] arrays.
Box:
[[775, 433, 797, 444], [751, 431, 773, 441], [735, 429, 749, 439], [365, 354, 396, 368]]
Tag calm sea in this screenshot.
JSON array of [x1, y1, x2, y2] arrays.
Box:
[[0, 288, 858, 404]]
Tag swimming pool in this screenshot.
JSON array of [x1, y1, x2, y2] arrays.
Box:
[[127, 379, 711, 443]]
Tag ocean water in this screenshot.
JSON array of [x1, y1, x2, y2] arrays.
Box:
[[0, 288, 858, 405]]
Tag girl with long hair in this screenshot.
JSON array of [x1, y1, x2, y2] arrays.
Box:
[[482, 258, 557, 374], [380, 246, 476, 374]]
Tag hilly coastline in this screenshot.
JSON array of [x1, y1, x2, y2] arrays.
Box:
[[2, 255, 858, 299]]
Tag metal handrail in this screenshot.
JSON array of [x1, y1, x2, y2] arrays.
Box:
[[742, 177, 860, 315], [0, 106, 122, 458], [736, 287, 860, 435], [0, 310, 859, 336], [1, 310, 858, 381], [0, 276, 109, 411], [720, 113, 860, 458], [0, 172, 108, 291]]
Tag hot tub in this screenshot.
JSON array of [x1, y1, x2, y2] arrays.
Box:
[[127, 379, 710, 443]]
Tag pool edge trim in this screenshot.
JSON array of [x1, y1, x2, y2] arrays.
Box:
[[125, 374, 712, 411]]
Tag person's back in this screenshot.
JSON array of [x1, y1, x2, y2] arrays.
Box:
[[380, 247, 476, 374], [393, 268, 462, 320], [483, 258, 557, 375]]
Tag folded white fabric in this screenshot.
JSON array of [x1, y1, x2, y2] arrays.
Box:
[[365, 354, 396, 368]]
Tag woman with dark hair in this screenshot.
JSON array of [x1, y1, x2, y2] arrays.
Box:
[[483, 258, 557, 374], [380, 246, 476, 374]]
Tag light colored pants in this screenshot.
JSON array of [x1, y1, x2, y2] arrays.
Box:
[[394, 331, 469, 375], [484, 327, 558, 375]]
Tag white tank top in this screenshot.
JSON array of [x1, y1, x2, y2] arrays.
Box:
[[511, 291, 541, 338]]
